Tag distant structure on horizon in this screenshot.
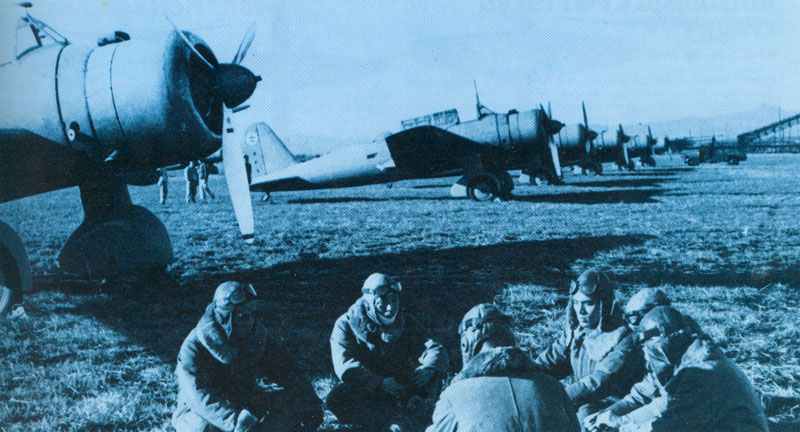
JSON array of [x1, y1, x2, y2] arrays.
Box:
[[737, 111, 800, 153]]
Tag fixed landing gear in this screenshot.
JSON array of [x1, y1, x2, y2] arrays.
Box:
[[0, 221, 32, 316], [451, 171, 514, 201], [640, 156, 656, 167]]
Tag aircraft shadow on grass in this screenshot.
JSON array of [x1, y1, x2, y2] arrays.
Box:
[[27, 233, 800, 429], [284, 188, 667, 205], [616, 261, 800, 289], [409, 176, 676, 190], [44, 234, 652, 365], [510, 188, 666, 204], [567, 177, 674, 188]]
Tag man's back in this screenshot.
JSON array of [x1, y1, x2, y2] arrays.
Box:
[[427, 348, 579, 432]]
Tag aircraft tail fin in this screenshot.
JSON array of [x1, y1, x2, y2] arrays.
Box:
[[243, 122, 296, 180]]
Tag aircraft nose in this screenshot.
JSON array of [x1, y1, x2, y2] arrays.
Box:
[[546, 118, 565, 135], [212, 63, 261, 109]]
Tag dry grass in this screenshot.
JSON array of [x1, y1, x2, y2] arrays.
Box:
[[1, 154, 799, 430]]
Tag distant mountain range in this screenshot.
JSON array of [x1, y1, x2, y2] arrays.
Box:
[[279, 105, 799, 154], [624, 105, 799, 140]]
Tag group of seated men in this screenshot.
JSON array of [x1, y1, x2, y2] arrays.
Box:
[[171, 269, 769, 432]]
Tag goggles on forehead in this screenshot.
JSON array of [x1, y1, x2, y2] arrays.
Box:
[[569, 279, 604, 296], [459, 314, 511, 335], [366, 281, 402, 296]]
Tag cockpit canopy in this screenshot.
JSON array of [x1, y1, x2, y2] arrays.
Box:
[[401, 108, 460, 130]]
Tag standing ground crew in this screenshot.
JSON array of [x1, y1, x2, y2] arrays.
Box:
[[197, 161, 215, 201], [184, 161, 199, 203], [157, 167, 169, 204]]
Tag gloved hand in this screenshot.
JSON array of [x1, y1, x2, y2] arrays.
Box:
[[381, 377, 406, 398], [585, 410, 622, 432], [235, 408, 260, 432], [411, 367, 435, 388]]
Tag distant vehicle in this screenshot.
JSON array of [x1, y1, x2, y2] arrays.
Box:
[[248, 88, 565, 202], [665, 136, 747, 166], [0, 3, 261, 314]]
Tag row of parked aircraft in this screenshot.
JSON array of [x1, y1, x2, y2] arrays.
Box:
[[0, 4, 662, 314], [245, 97, 662, 202]]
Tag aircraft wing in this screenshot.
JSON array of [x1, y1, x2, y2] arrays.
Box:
[[384, 125, 489, 177], [250, 175, 315, 192], [0, 128, 87, 203]]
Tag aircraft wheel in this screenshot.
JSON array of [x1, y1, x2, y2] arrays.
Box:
[[497, 172, 514, 197], [0, 267, 12, 316], [727, 156, 740, 165], [467, 175, 500, 202]]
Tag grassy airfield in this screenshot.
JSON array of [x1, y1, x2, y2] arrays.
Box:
[[1, 154, 799, 430]]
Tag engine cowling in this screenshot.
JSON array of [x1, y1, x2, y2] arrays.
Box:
[[0, 31, 224, 173]]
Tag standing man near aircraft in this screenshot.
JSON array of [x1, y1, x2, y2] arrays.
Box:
[[172, 281, 321, 432], [531, 269, 645, 424], [584, 306, 768, 432], [327, 273, 449, 430], [157, 168, 169, 205], [426, 303, 579, 432], [197, 161, 216, 201], [184, 161, 199, 203]]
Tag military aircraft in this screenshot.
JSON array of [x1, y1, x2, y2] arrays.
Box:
[[246, 87, 564, 202], [626, 126, 659, 168], [0, 3, 261, 314], [546, 102, 602, 177], [589, 123, 657, 171]]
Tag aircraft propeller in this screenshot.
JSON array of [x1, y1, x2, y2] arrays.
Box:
[[580, 102, 598, 156], [539, 103, 565, 137], [617, 124, 631, 144], [167, 18, 261, 243], [547, 102, 563, 147], [539, 104, 564, 181], [647, 126, 658, 149]]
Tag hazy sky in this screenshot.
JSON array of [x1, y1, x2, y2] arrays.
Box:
[[4, 0, 799, 142]]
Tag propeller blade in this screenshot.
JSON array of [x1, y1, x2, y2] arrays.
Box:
[[165, 16, 215, 69], [221, 106, 255, 243], [232, 23, 256, 65], [582, 101, 589, 128], [548, 137, 563, 179], [547, 102, 552, 119]]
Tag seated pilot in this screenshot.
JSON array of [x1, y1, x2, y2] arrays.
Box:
[[426, 303, 579, 432], [172, 281, 321, 432], [585, 306, 768, 432], [326, 273, 449, 431], [531, 269, 646, 423]]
